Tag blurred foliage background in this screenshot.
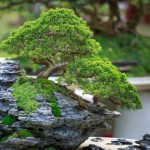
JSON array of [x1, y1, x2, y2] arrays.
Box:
[[0, 0, 150, 76]]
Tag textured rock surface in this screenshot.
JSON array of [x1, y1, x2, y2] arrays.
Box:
[[0, 60, 120, 150]]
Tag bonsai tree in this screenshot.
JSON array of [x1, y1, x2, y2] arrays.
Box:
[[0, 8, 100, 78], [0, 8, 142, 110]]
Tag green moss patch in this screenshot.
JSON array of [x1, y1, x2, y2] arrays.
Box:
[[36, 78, 69, 117], [12, 77, 40, 113], [9, 129, 33, 138], [0, 129, 33, 142], [13, 76, 68, 116], [1, 115, 16, 125], [0, 135, 9, 142]]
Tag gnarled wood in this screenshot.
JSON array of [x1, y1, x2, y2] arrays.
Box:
[[37, 63, 67, 78]]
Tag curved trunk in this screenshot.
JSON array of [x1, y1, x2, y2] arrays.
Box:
[[37, 66, 53, 78], [37, 63, 67, 79]]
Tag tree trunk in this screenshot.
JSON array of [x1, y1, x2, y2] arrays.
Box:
[[126, 0, 143, 32], [107, 0, 120, 33], [39, 66, 54, 78], [37, 63, 67, 79]]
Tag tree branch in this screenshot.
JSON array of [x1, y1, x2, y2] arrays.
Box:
[[48, 63, 67, 76], [108, 96, 121, 106], [37, 63, 68, 78], [32, 58, 53, 67]]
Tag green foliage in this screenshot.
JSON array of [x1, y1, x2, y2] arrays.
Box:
[[1, 8, 142, 110], [0, 8, 101, 65], [1, 115, 16, 125], [36, 78, 63, 117], [17, 57, 42, 75], [13, 78, 40, 113], [63, 57, 142, 109], [11, 129, 33, 138], [6, 129, 33, 141], [95, 34, 150, 76], [13, 77, 67, 116], [0, 129, 33, 142], [50, 98, 61, 117], [0, 135, 9, 142]]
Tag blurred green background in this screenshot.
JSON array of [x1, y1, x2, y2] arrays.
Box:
[[0, 0, 150, 76]]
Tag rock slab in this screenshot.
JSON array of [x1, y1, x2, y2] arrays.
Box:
[[0, 60, 119, 150]]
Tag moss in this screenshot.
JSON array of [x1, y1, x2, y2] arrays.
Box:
[[9, 129, 33, 139], [35, 78, 63, 117], [12, 77, 68, 116], [1, 115, 16, 125], [36, 78, 68, 96], [0, 135, 9, 142], [1, 129, 33, 142], [49, 98, 61, 117], [15, 129, 33, 138], [12, 78, 40, 113], [9, 133, 18, 139]]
